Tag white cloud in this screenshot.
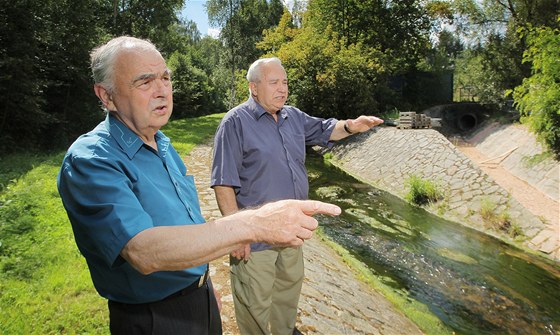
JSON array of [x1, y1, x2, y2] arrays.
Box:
[[208, 28, 221, 38]]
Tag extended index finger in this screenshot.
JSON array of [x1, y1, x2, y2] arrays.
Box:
[[293, 199, 342, 216]]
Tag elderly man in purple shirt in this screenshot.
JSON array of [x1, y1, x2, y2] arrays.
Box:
[[211, 57, 383, 335]]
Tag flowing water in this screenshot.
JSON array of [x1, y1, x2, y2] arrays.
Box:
[[306, 152, 560, 335]]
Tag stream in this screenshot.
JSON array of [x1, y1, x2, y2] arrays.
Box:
[[306, 152, 560, 335]]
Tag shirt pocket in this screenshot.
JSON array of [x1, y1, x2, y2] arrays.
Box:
[[284, 133, 306, 165]]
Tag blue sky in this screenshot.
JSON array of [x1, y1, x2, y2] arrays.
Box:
[[181, 0, 293, 38], [181, 0, 220, 37]]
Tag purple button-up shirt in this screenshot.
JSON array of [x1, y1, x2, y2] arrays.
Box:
[[211, 97, 337, 250]]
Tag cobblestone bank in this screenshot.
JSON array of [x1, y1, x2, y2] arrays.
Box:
[[327, 127, 559, 261], [184, 141, 424, 335]]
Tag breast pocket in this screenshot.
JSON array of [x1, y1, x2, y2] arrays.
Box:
[[284, 133, 306, 166]]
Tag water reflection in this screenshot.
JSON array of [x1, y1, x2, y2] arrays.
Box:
[[307, 152, 560, 334]]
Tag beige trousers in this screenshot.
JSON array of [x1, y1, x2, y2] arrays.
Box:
[[230, 247, 304, 335]]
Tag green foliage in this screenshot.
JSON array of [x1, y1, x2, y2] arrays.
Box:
[[0, 0, 191, 155], [260, 13, 385, 118], [451, 0, 559, 106], [168, 51, 217, 118], [108, 0, 184, 41], [0, 114, 224, 334], [512, 23, 560, 157], [419, 29, 463, 72], [207, 0, 285, 74], [0, 1, 54, 153], [307, 0, 432, 72], [257, 0, 447, 118], [404, 175, 443, 206]]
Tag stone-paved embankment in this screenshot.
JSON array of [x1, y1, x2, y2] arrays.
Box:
[[184, 141, 424, 335], [470, 123, 558, 201], [327, 126, 559, 261]]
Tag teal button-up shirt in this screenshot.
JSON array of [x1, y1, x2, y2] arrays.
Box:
[[57, 113, 206, 304]]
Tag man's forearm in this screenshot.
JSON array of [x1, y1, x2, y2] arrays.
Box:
[[330, 120, 353, 141], [329, 116, 384, 141], [121, 199, 341, 274], [214, 185, 239, 216]]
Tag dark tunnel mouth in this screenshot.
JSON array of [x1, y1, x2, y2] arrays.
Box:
[[457, 113, 478, 131]]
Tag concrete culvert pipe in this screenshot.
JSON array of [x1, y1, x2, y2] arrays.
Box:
[[457, 113, 478, 131]]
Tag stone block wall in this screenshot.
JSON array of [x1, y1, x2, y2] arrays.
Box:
[[327, 127, 551, 257]]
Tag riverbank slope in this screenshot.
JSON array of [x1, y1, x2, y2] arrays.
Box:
[[185, 142, 425, 335], [327, 122, 559, 262]]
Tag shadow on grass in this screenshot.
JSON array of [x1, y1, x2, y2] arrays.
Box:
[[0, 151, 66, 193]]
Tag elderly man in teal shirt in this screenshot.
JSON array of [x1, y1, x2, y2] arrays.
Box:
[[57, 37, 342, 335]]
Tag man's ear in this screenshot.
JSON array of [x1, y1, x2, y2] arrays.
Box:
[[94, 84, 116, 111], [249, 82, 257, 97]]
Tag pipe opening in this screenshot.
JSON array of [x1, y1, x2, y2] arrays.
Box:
[[458, 113, 478, 131]]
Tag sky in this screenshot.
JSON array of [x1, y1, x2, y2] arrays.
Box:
[[180, 0, 294, 38], [181, 0, 220, 38]]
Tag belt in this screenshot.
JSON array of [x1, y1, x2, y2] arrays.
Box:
[[165, 267, 209, 300]]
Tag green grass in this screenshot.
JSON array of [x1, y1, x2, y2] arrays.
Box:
[[480, 198, 523, 239], [165, 113, 225, 156], [0, 113, 224, 334], [521, 151, 554, 168], [404, 175, 443, 205]]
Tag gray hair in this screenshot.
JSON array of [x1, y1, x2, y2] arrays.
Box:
[[246, 57, 284, 83], [90, 36, 159, 93]]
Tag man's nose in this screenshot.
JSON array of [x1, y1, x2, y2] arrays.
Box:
[[153, 78, 171, 95]]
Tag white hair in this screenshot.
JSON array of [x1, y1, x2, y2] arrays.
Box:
[[246, 57, 284, 95], [90, 36, 159, 94], [246, 57, 284, 83]]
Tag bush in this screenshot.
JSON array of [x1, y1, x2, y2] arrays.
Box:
[[404, 175, 443, 205], [512, 24, 560, 158]]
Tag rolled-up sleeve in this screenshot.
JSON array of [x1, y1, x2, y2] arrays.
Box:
[[211, 117, 243, 189], [301, 111, 338, 147]]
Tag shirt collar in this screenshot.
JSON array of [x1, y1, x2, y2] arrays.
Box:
[[105, 113, 170, 160], [247, 96, 288, 121]]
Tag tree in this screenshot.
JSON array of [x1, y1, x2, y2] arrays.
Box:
[[207, 0, 285, 107], [0, 0, 48, 153], [451, 0, 559, 106], [157, 19, 202, 56], [0, 0, 105, 152], [108, 0, 184, 41], [0, 0, 202, 153], [306, 0, 433, 73], [168, 51, 209, 117], [168, 36, 228, 117], [39, 0, 107, 148], [257, 0, 448, 117], [258, 9, 386, 119], [512, 23, 560, 157]]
